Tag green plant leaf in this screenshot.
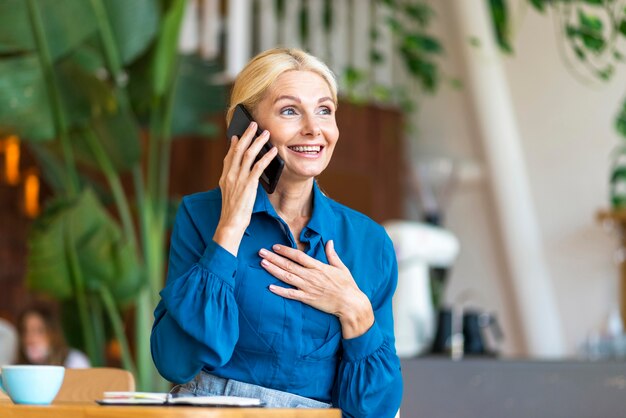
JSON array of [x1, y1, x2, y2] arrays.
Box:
[[528, 0, 546, 13], [56, 54, 117, 127], [580, 32, 606, 52], [573, 45, 586, 60], [90, 105, 142, 171], [27, 188, 143, 304], [28, 143, 68, 194], [0, 54, 54, 140], [596, 65, 614, 80], [404, 33, 443, 54], [616, 96, 626, 139], [170, 55, 227, 136], [0, 0, 33, 54], [578, 10, 603, 32], [489, 0, 513, 54], [575, 10, 606, 52], [26, 198, 75, 299], [64, 106, 141, 174], [619, 19, 626, 37], [101, 0, 160, 64], [400, 47, 438, 92], [0, 0, 96, 60], [343, 66, 365, 86], [152, 0, 186, 97], [566, 25, 578, 38], [370, 49, 384, 64], [385, 16, 402, 35], [582, 0, 603, 5], [403, 3, 434, 26]]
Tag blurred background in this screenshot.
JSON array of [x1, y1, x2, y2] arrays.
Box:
[[1, 0, 626, 392]]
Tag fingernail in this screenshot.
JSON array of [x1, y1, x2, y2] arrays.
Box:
[[262, 130, 269, 136], [261, 259, 269, 267], [259, 248, 268, 256], [273, 244, 281, 251]]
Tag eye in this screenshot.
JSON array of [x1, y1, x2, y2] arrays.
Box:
[[318, 106, 332, 115], [280, 107, 297, 116]]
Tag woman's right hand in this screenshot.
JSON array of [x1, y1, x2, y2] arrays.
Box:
[[213, 122, 278, 256]]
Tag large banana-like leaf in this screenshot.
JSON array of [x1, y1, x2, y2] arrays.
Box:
[[63, 107, 142, 175], [0, 0, 157, 63], [152, 0, 186, 97], [171, 54, 227, 136], [0, 51, 120, 142], [56, 51, 116, 126], [26, 189, 143, 305], [101, 0, 160, 65], [89, 107, 142, 172], [56, 56, 142, 173], [0, 54, 54, 140], [0, 0, 96, 59], [28, 143, 68, 194]]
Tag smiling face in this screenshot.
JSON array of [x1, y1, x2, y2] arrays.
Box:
[[253, 70, 339, 186]]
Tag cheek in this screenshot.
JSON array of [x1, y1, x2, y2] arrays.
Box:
[[325, 127, 339, 146]]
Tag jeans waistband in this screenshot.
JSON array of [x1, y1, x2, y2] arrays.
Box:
[[171, 370, 332, 409]]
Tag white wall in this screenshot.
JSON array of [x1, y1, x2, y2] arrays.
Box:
[[413, 1, 624, 356]]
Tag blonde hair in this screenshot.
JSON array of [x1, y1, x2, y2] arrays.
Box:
[[226, 48, 338, 124]]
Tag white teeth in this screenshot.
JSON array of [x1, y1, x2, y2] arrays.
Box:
[[289, 145, 321, 152]]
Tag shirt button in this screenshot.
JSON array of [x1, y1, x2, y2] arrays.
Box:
[[304, 230, 312, 238]]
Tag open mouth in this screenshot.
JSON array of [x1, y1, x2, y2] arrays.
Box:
[[287, 145, 324, 155]]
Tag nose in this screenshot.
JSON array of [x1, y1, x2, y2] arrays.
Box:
[[301, 113, 321, 137]]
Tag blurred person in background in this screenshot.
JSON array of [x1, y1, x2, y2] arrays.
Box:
[[17, 301, 90, 368], [0, 316, 18, 365]]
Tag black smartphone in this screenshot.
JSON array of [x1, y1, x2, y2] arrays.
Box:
[[226, 104, 284, 194]]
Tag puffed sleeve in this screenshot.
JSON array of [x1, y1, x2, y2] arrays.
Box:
[[332, 235, 403, 418], [150, 197, 239, 384]]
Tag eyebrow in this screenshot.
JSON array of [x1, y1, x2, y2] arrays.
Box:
[[274, 95, 334, 104]]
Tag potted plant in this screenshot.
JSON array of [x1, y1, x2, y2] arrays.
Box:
[[0, 0, 225, 390]]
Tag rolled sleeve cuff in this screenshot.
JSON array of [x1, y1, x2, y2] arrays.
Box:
[[341, 321, 384, 362], [198, 240, 238, 287]]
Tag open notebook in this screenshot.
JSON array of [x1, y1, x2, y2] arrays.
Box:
[[97, 391, 263, 407]]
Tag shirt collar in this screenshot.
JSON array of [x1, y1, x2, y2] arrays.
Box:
[[252, 183, 275, 215], [306, 181, 335, 239], [251, 181, 336, 238]]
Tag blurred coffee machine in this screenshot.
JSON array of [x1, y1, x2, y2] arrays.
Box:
[[384, 220, 460, 357], [431, 306, 504, 357]]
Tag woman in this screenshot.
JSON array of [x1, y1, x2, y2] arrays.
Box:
[[17, 302, 90, 368], [151, 48, 402, 417]]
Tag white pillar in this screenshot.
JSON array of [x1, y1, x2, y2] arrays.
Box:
[[179, 0, 199, 53], [329, 0, 349, 79], [351, 0, 370, 72], [280, 0, 302, 48], [451, 0, 565, 357], [372, 1, 393, 87], [306, 0, 326, 59], [226, 0, 253, 79], [257, 0, 278, 52], [200, 0, 221, 59]]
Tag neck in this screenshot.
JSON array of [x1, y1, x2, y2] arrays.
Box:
[[268, 178, 315, 222]]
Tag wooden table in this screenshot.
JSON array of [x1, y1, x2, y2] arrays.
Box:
[[0, 400, 341, 418]]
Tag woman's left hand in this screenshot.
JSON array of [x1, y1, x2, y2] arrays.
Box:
[[259, 240, 374, 339]]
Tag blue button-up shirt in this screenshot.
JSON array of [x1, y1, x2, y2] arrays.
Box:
[[151, 182, 403, 417]]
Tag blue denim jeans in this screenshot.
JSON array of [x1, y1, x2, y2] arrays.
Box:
[[171, 370, 332, 409]]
